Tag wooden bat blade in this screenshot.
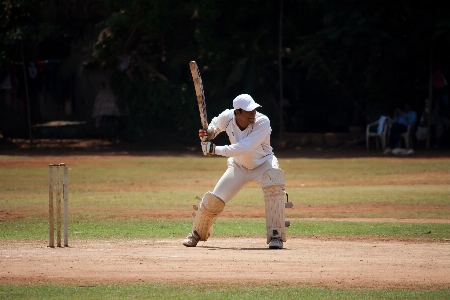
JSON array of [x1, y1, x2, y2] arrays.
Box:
[[189, 61, 208, 130]]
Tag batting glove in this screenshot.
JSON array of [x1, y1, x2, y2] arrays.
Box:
[[199, 128, 216, 141], [201, 141, 216, 156], [199, 129, 208, 141]]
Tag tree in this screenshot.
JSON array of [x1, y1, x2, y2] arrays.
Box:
[[2, 0, 450, 142], [290, 0, 450, 123]]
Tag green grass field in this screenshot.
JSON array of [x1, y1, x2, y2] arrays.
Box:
[[1, 283, 449, 300], [1, 152, 449, 299]]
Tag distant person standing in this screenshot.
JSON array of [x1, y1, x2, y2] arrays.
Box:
[[92, 82, 121, 128], [92, 82, 123, 141]]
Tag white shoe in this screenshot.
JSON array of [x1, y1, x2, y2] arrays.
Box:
[[269, 238, 283, 249], [183, 232, 199, 247]]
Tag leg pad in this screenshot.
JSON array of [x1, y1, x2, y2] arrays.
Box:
[[192, 192, 225, 241], [263, 168, 290, 243]]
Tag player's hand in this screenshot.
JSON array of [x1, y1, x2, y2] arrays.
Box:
[[199, 129, 208, 141], [201, 141, 215, 156], [199, 128, 216, 141]]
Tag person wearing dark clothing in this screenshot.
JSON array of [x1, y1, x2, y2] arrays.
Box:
[[384, 102, 417, 155]]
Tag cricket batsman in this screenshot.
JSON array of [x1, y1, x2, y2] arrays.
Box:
[[183, 94, 290, 249]]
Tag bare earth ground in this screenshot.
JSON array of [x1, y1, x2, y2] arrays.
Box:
[[1, 139, 450, 289], [1, 238, 449, 289]]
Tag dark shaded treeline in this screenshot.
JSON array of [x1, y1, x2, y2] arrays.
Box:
[[1, 0, 449, 143]]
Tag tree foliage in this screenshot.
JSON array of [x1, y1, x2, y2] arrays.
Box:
[[1, 0, 450, 140], [0, 0, 44, 68], [292, 0, 450, 116]]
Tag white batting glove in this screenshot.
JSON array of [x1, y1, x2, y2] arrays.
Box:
[[199, 128, 216, 141], [199, 129, 208, 141], [201, 141, 216, 156]]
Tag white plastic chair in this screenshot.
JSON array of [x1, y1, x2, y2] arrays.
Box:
[[384, 123, 414, 149], [366, 117, 390, 150], [399, 125, 413, 149]]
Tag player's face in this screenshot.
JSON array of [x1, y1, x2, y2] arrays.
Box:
[[236, 109, 256, 129]]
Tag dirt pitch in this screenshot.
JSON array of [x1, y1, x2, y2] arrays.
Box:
[[1, 237, 450, 289], [1, 139, 450, 289]]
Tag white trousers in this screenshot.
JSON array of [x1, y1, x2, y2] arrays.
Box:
[[212, 155, 280, 204]]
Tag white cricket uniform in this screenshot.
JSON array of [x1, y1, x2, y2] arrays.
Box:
[[208, 109, 279, 203]]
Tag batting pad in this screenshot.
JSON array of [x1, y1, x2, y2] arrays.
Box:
[[192, 192, 225, 241], [262, 168, 287, 243]]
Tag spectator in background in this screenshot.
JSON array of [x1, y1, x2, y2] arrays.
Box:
[[92, 82, 122, 128], [92, 82, 123, 141], [383, 102, 417, 155]]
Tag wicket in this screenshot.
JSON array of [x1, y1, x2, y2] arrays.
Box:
[[48, 163, 68, 247]]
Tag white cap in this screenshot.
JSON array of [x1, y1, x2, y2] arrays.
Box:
[[233, 94, 261, 111]]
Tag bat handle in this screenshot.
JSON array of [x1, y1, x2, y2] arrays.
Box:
[[202, 125, 210, 141]]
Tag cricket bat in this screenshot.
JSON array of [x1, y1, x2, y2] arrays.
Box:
[[189, 61, 209, 134]]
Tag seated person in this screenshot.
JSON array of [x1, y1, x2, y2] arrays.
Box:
[[384, 102, 417, 155]]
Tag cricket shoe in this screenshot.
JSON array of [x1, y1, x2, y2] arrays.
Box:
[[183, 231, 200, 247], [269, 238, 283, 249]]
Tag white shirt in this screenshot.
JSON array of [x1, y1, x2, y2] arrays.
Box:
[[209, 109, 273, 169]]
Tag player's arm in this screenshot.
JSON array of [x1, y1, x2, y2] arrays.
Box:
[[199, 128, 218, 141], [199, 110, 233, 156], [198, 110, 230, 143], [215, 117, 271, 157]]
